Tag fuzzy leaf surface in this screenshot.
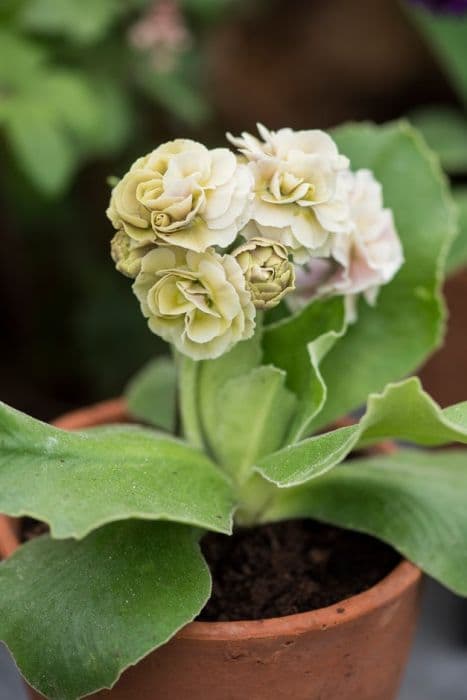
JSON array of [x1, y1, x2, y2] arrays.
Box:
[[0, 521, 211, 700], [0, 402, 234, 537], [207, 365, 297, 481], [257, 377, 467, 487], [263, 296, 347, 442]]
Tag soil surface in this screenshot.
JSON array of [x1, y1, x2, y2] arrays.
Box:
[[199, 519, 400, 621], [19, 517, 399, 622], [21, 518, 49, 542]]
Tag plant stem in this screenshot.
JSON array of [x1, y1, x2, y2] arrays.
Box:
[[177, 353, 204, 448]]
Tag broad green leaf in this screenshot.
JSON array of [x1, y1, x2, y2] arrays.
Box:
[[257, 377, 467, 487], [125, 355, 177, 432], [0, 402, 234, 537], [263, 296, 347, 442], [409, 106, 467, 173], [207, 366, 297, 482], [447, 188, 467, 273], [409, 7, 467, 107], [308, 121, 456, 431], [0, 521, 211, 700], [262, 449, 467, 596], [198, 332, 263, 457]]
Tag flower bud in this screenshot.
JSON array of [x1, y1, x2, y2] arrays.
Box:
[[111, 230, 153, 279], [233, 237, 295, 309]]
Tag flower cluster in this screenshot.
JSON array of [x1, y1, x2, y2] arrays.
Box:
[[107, 126, 403, 360]]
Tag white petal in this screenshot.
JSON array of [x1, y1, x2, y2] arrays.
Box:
[[208, 148, 237, 186]]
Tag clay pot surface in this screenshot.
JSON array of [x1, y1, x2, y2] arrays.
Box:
[[0, 399, 422, 700]]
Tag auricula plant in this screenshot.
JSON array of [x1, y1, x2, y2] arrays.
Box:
[[1, 121, 467, 700]]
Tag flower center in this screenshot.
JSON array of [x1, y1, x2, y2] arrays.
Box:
[[154, 212, 171, 228]]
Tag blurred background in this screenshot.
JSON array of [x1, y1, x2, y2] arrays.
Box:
[[0, 1, 467, 697]]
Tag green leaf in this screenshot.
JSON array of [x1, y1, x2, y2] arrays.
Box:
[[263, 449, 467, 596], [308, 121, 456, 431], [198, 332, 262, 452], [257, 377, 467, 487], [263, 296, 347, 442], [4, 101, 77, 194], [207, 366, 297, 482], [0, 402, 234, 537], [0, 31, 45, 91], [125, 355, 177, 432], [409, 106, 467, 174], [42, 70, 100, 141], [0, 521, 211, 700], [409, 8, 467, 107], [447, 187, 467, 273]]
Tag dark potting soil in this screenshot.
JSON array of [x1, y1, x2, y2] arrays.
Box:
[[19, 517, 399, 622], [21, 517, 49, 542], [198, 519, 400, 621]]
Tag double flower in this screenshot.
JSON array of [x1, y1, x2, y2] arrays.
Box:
[[107, 125, 403, 360]]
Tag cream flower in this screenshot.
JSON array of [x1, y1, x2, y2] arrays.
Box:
[[324, 169, 403, 304], [133, 246, 256, 360], [292, 169, 404, 310], [227, 124, 351, 263], [107, 139, 253, 252]]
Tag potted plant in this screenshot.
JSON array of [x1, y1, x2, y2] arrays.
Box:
[[1, 121, 467, 700]]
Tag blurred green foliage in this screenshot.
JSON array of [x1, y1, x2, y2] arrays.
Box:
[[409, 106, 467, 173], [410, 6, 467, 107], [0, 0, 238, 195], [0, 0, 245, 411], [408, 6, 467, 272]]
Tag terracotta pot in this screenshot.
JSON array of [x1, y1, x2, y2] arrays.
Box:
[[0, 399, 422, 700]]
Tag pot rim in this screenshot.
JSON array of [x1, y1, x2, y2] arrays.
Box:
[[0, 398, 422, 642]]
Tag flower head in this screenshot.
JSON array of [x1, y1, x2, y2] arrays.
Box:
[[133, 246, 256, 360], [233, 237, 295, 309], [228, 124, 351, 263], [107, 139, 253, 253], [294, 170, 403, 309]]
